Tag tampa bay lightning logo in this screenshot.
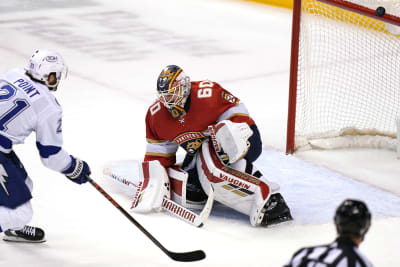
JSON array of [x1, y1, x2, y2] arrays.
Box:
[[45, 56, 58, 62]]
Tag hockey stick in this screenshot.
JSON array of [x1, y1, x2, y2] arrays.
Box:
[[103, 168, 214, 228], [87, 177, 206, 262]]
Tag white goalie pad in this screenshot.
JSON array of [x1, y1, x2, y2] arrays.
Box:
[[131, 161, 171, 212], [103, 160, 170, 213], [168, 166, 189, 206], [196, 140, 276, 226], [208, 120, 253, 164], [103, 162, 214, 227], [168, 166, 210, 210]]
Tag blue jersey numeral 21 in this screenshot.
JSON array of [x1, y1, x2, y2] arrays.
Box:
[[0, 99, 29, 131]]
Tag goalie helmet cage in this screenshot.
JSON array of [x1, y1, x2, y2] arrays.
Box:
[[286, 0, 400, 154]]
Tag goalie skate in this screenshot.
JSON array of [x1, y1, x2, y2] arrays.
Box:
[[3, 225, 46, 243], [260, 193, 293, 226]]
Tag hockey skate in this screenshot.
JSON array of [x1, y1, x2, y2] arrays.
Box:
[[261, 193, 293, 226], [3, 225, 46, 243]]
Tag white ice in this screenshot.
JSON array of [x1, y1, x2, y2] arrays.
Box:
[[0, 0, 399, 266]]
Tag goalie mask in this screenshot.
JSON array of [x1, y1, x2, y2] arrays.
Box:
[[25, 49, 68, 91], [157, 65, 191, 117]]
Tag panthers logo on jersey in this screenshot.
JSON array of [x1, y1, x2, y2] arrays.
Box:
[[186, 139, 203, 153], [173, 131, 205, 154]]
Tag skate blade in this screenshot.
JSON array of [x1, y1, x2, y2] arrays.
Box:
[[3, 236, 46, 243]]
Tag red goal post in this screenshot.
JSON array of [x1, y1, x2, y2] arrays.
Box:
[[286, 0, 400, 154]]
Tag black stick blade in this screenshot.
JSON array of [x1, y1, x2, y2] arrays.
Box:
[[168, 250, 206, 262]]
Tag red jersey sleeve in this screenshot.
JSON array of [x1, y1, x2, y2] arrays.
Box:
[[144, 102, 178, 167]]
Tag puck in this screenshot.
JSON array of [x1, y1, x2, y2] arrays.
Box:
[[376, 6, 386, 17]]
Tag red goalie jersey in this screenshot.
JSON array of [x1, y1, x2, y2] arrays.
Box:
[[145, 80, 255, 167]]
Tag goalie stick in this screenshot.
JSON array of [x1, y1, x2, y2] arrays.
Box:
[[103, 168, 214, 228], [87, 177, 206, 262]]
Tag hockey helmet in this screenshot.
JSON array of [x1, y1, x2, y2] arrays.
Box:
[[156, 65, 191, 110], [334, 199, 371, 239], [25, 49, 68, 91]]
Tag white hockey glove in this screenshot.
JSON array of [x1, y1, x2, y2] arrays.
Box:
[[208, 120, 253, 164]]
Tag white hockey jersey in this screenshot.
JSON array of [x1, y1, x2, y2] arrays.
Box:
[[0, 68, 72, 172]]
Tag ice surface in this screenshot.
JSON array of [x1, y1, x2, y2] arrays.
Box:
[[0, 0, 398, 266]]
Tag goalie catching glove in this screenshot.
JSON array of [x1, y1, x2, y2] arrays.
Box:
[[62, 156, 91, 184], [208, 120, 253, 164]]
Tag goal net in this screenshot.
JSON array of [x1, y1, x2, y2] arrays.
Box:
[[286, 0, 400, 153]]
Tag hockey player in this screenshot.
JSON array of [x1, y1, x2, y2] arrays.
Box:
[[0, 49, 91, 243], [284, 199, 373, 267], [142, 65, 292, 226]]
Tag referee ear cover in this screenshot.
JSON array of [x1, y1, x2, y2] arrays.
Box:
[[334, 199, 371, 238]]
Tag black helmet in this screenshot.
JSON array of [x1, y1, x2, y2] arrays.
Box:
[[334, 199, 371, 238]]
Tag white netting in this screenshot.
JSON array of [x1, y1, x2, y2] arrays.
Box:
[[353, 0, 400, 16], [294, 0, 400, 151]]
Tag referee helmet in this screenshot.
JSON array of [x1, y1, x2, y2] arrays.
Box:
[[334, 199, 371, 239]]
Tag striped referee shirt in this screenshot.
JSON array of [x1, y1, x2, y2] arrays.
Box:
[[284, 237, 373, 267]]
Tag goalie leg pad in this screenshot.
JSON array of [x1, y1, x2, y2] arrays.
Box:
[[222, 159, 291, 225], [230, 159, 280, 194], [131, 161, 171, 213], [197, 140, 274, 226], [103, 160, 170, 213], [168, 166, 188, 206], [168, 166, 209, 210], [103, 162, 215, 227]]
